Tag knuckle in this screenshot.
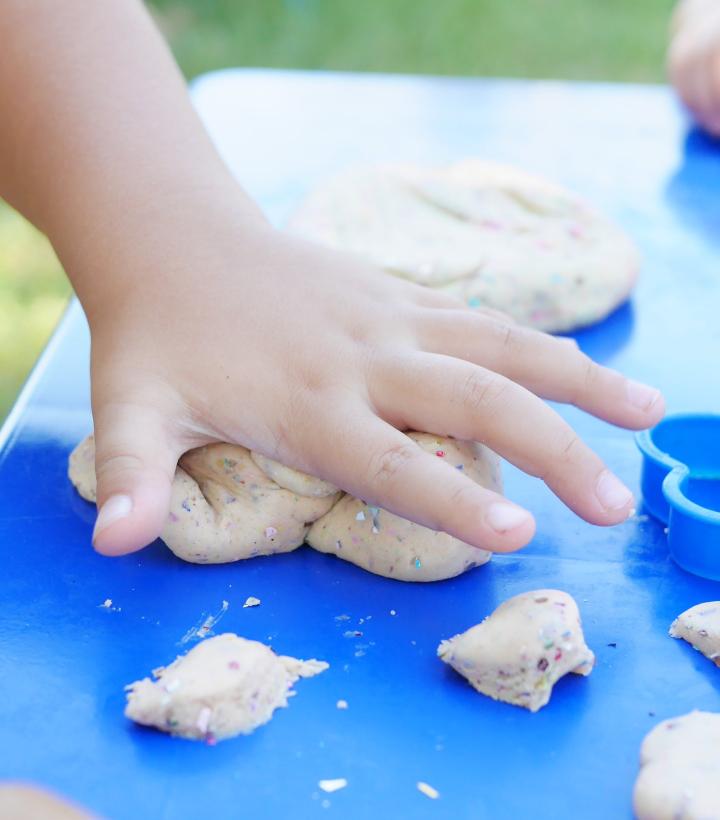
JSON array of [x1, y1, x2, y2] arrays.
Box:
[[95, 451, 145, 483], [558, 431, 582, 463], [456, 371, 510, 418], [367, 441, 419, 487], [576, 354, 600, 398]]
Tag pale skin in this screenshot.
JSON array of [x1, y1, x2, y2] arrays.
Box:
[[0, 1, 665, 558], [669, 0, 720, 136]]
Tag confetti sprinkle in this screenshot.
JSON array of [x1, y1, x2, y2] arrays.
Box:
[[243, 596, 261, 608], [355, 511, 366, 521], [336, 699, 348, 710], [417, 781, 440, 800], [467, 296, 482, 308], [318, 778, 348, 793], [435, 450, 446, 457], [414, 558, 422, 569], [264, 526, 278, 539], [196, 706, 212, 734]]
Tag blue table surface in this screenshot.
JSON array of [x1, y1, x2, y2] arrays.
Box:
[[2, 69, 720, 820]]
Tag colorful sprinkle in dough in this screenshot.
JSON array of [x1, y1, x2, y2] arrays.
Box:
[[124, 634, 327, 741], [670, 602, 720, 667], [437, 589, 594, 712], [69, 432, 502, 582], [633, 711, 720, 820], [287, 160, 639, 332]]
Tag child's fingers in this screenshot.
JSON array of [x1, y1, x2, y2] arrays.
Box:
[[306, 408, 535, 553], [372, 352, 634, 526], [414, 310, 664, 429], [91, 398, 181, 556]]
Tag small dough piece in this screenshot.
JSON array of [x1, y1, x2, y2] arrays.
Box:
[[288, 161, 639, 332], [125, 633, 328, 741], [307, 434, 499, 581], [633, 711, 720, 820], [670, 602, 720, 667], [69, 432, 502, 580], [0, 785, 95, 820], [438, 589, 594, 712]]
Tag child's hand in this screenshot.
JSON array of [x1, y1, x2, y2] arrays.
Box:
[[669, 0, 720, 136], [86, 205, 663, 556], [0, 1, 664, 558]]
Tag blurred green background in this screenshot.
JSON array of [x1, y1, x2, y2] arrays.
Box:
[[0, 0, 673, 420]]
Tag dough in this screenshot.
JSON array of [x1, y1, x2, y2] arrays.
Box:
[[437, 589, 594, 712], [670, 602, 720, 667], [0, 785, 94, 820], [69, 432, 500, 581], [307, 433, 497, 581], [288, 160, 639, 332], [633, 711, 720, 820], [125, 633, 328, 741]]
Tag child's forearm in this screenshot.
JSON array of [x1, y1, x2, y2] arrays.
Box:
[[0, 0, 263, 316]]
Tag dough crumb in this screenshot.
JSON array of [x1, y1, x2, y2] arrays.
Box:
[[417, 781, 440, 799], [669, 602, 720, 667], [243, 596, 261, 608], [318, 778, 348, 793], [438, 589, 594, 712], [336, 699, 349, 709], [101, 599, 112, 608], [125, 633, 327, 741], [633, 711, 720, 820]]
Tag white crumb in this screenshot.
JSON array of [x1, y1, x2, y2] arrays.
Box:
[[336, 699, 348, 710], [417, 781, 440, 799], [318, 778, 348, 793], [243, 596, 261, 608]]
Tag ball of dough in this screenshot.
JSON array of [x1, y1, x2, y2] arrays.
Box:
[[670, 602, 720, 667], [438, 589, 594, 712], [69, 436, 339, 563], [307, 433, 497, 581], [171, 443, 339, 563], [125, 633, 328, 741], [68, 432, 501, 580], [633, 711, 720, 820], [288, 161, 639, 332]]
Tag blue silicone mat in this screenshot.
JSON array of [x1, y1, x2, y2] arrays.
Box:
[[2, 70, 720, 820]]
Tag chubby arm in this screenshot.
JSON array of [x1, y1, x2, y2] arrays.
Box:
[[0, 1, 664, 557]]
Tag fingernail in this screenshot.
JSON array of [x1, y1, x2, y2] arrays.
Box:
[[93, 494, 132, 540], [595, 470, 633, 511], [626, 379, 661, 411], [486, 502, 532, 533]]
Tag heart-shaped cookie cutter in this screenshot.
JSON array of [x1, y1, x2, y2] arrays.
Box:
[[636, 414, 720, 580]]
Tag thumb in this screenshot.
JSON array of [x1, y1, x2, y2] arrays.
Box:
[[91, 400, 180, 556]]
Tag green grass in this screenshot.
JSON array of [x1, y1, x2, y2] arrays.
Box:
[[1, 0, 674, 419]]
